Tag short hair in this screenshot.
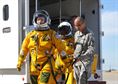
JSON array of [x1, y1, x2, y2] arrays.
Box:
[[75, 16, 84, 23]]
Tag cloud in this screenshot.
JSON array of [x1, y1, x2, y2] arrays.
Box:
[[101, 11, 118, 36]]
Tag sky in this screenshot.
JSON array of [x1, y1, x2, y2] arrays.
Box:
[[101, 0, 118, 70]]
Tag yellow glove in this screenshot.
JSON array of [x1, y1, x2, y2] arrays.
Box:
[[17, 54, 24, 72], [17, 64, 21, 71]]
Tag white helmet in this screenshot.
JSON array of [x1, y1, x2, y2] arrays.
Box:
[[32, 10, 51, 30], [58, 21, 73, 38]]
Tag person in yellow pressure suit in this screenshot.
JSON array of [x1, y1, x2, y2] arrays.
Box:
[[17, 10, 58, 84], [54, 21, 76, 84]]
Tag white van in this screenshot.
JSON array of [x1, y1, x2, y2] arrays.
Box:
[[0, 0, 105, 84]]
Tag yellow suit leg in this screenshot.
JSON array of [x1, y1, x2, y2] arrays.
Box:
[[66, 69, 76, 84], [91, 54, 98, 74], [38, 58, 56, 84]]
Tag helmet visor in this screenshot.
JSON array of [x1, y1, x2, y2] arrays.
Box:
[[58, 26, 71, 36]]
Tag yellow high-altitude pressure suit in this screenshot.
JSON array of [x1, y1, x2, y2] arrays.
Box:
[[17, 29, 57, 84], [55, 36, 76, 84]]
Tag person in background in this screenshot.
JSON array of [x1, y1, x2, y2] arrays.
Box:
[[54, 21, 76, 84], [73, 16, 95, 84]]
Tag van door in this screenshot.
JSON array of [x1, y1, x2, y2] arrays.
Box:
[[0, 0, 22, 69], [0, 0, 27, 84]]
